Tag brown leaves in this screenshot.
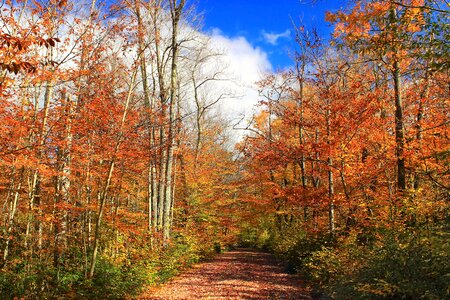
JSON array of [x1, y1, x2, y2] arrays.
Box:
[[58, 0, 68, 8], [0, 34, 60, 74], [141, 250, 311, 299], [1, 34, 28, 51], [37, 37, 61, 48], [0, 61, 36, 74], [0, 33, 60, 52]]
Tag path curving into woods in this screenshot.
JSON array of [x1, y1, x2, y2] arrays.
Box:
[[138, 249, 312, 300]]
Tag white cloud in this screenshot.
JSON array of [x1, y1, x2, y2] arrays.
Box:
[[262, 29, 291, 45], [208, 28, 272, 122]]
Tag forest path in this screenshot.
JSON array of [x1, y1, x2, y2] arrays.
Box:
[[138, 248, 312, 300]]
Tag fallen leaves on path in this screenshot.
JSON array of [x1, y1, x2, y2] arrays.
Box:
[[138, 249, 312, 300]]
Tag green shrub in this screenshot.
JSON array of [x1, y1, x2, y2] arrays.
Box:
[[75, 258, 147, 299], [263, 221, 449, 300], [271, 231, 332, 274], [156, 234, 203, 283], [342, 230, 450, 300], [0, 270, 19, 299], [301, 229, 449, 300]]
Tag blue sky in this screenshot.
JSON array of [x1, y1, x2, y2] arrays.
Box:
[[195, 0, 347, 69]]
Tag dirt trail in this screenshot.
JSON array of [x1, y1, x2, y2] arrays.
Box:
[[138, 249, 312, 300]]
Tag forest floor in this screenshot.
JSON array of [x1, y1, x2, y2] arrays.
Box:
[[137, 248, 312, 300]]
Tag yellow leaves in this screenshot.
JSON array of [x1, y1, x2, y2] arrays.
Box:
[[325, 11, 338, 23], [328, 0, 428, 51], [332, 23, 346, 38], [254, 110, 269, 129], [356, 279, 399, 296], [403, 7, 426, 32], [410, 0, 425, 6], [44, 215, 54, 223], [369, 1, 389, 14]]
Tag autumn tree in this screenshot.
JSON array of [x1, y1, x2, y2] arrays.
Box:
[[327, 0, 448, 193], [237, 2, 448, 298]]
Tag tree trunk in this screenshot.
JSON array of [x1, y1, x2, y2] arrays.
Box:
[[88, 69, 137, 278], [3, 168, 23, 263], [414, 72, 429, 189], [134, 0, 157, 232], [393, 59, 405, 192], [326, 106, 335, 236], [162, 0, 185, 243], [88, 160, 115, 279], [390, 8, 406, 192]]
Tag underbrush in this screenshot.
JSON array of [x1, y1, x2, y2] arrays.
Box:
[[237, 211, 449, 300], [263, 225, 449, 299], [0, 232, 223, 299]]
